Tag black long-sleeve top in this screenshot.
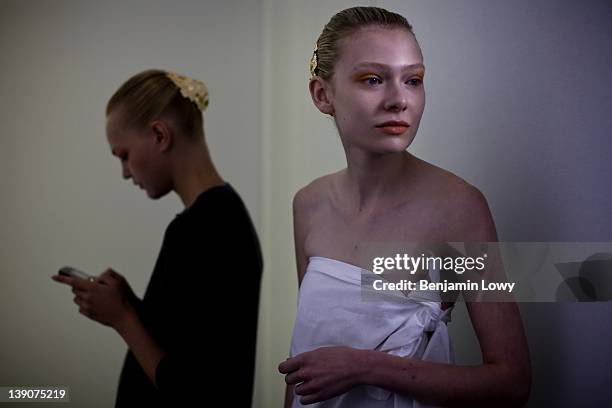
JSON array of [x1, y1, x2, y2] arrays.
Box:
[[115, 183, 262, 407]]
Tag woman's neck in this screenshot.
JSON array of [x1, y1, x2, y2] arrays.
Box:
[[172, 141, 224, 208], [341, 149, 415, 214]]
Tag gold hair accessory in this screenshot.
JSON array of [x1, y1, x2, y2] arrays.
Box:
[[309, 42, 318, 77], [166, 71, 209, 111]]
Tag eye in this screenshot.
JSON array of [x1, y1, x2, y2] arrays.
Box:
[[407, 77, 423, 87], [364, 76, 382, 86], [356, 73, 383, 86]]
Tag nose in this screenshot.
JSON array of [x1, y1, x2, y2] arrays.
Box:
[[121, 162, 131, 180], [383, 81, 408, 112]]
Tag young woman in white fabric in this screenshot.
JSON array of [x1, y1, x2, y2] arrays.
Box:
[[278, 7, 531, 408]]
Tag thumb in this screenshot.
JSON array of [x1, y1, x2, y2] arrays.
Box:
[[99, 268, 120, 284]]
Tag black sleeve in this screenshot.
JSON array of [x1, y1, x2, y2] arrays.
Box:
[[153, 202, 262, 406]]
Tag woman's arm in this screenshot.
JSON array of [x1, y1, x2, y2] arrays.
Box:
[[281, 275, 530, 407], [284, 188, 313, 408], [282, 300, 530, 407], [293, 187, 312, 287], [115, 307, 166, 387], [115, 284, 166, 384], [363, 301, 530, 407], [364, 188, 530, 406], [51, 270, 167, 387]]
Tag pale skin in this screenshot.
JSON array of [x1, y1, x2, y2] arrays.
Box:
[[51, 108, 224, 388], [279, 27, 531, 407]]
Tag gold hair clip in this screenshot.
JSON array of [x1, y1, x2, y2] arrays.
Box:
[[309, 42, 318, 77], [166, 71, 209, 111]]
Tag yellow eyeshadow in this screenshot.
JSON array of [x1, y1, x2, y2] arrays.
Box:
[[355, 73, 377, 80]]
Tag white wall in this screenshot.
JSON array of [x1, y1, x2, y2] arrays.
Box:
[[0, 1, 262, 406]]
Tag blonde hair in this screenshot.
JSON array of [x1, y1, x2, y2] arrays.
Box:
[[106, 69, 203, 138], [312, 7, 415, 80]]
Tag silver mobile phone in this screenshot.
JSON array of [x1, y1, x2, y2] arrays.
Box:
[[58, 266, 93, 280]]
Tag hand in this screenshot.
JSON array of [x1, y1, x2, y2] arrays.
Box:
[[278, 346, 365, 405], [51, 268, 139, 330]]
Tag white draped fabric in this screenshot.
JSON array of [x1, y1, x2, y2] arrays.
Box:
[[290, 257, 453, 408]]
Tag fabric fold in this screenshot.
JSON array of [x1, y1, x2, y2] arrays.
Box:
[[290, 256, 454, 408]]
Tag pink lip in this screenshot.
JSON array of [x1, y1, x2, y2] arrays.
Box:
[[376, 120, 410, 128], [376, 121, 410, 135]]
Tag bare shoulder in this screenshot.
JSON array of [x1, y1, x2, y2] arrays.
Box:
[[293, 172, 338, 217], [414, 158, 497, 241], [293, 173, 340, 282]]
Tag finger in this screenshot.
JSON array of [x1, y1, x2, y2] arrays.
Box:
[[300, 393, 322, 405], [108, 268, 122, 278], [78, 307, 90, 318], [278, 357, 301, 374], [51, 275, 76, 286], [285, 371, 307, 385], [91, 275, 112, 286], [101, 268, 121, 279], [68, 277, 95, 291], [53, 275, 95, 290], [73, 289, 89, 300], [72, 287, 88, 296], [295, 381, 318, 396], [97, 273, 115, 285], [99, 268, 122, 285]]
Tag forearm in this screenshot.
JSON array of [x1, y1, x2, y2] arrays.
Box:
[[360, 350, 529, 408], [115, 308, 166, 388]]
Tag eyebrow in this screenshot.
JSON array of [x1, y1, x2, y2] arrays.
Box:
[[352, 62, 425, 72]]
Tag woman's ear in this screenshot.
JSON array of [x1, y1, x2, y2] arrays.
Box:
[[149, 120, 172, 152], [309, 77, 334, 116]]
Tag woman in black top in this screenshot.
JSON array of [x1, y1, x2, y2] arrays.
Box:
[[52, 69, 262, 406]]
